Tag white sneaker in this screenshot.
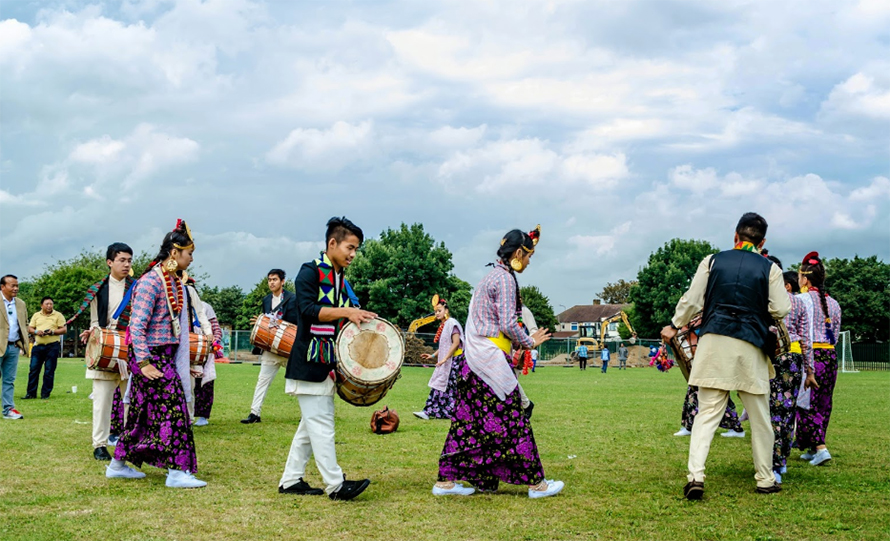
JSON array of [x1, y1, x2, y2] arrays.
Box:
[[166, 469, 207, 488], [413, 411, 429, 420], [432, 482, 475, 496], [194, 417, 209, 427], [673, 427, 692, 437], [107, 435, 119, 446], [720, 430, 745, 438], [106, 465, 146, 479], [529, 479, 565, 499], [800, 451, 816, 460], [809, 449, 832, 466], [3, 409, 23, 420]]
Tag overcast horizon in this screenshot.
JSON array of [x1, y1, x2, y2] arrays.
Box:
[[1, 0, 888, 310]]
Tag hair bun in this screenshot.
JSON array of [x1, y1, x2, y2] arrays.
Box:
[[802, 251, 820, 266]]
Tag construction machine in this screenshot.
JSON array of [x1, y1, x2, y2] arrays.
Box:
[[599, 310, 636, 346], [406, 294, 442, 333]]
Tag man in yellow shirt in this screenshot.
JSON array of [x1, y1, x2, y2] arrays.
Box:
[[26, 297, 67, 399]]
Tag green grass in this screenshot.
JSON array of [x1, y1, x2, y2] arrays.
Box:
[[1, 359, 888, 541]]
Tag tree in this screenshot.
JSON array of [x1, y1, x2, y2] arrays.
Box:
[[617, 304, 636, 340], [596, 279, 638, 304], [199, 285, 245, 327], [235, 277, 295, 330], [347, 223, 473, 329], [20, 249, 153, 329], [630, 239, 719, 338], [821, 256, 889, 342], [520, 285, 558, 333]]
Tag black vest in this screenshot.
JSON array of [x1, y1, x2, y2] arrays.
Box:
[[699, 249, 772, 350], [96, 281, 111, 329]]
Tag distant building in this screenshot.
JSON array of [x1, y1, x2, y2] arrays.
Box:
[[556, 301, 630, 342]]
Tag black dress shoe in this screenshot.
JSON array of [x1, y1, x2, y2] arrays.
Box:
[[756, 483, 782, 494], [684, 481, 704, 500], [329, 479, 371, 501], [279, 478, 324, 496], [94, 447, 112, 461], [241, 413, 261, 424], [524, 401, 535, 420], [22, 395, 36, 400]]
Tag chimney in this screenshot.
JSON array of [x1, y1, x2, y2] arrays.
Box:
[[593, 299, 601, 305]]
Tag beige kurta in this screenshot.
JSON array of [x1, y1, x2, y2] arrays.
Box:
[[672, 255, 791, 395]]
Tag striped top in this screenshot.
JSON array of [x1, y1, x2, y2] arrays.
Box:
[[784, 292, 814, 370], [801, 290, 842, 346], [468, 262, 535, 349], [129, 270, 178, 363]]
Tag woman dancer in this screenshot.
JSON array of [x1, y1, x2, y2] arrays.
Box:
[[769, 270, 813, 483], [414, 295, 464, 420], [433, 226, 564, 498], [795, 252, 842, 466], [106, 220, 206, 488], [675, 387, 745, 437]]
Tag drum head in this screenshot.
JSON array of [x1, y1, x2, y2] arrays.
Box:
[[84, 327, 102, 364], [336, 318, 404, 384]]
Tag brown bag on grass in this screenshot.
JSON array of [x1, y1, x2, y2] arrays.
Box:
[[370, 406, 399, 434]]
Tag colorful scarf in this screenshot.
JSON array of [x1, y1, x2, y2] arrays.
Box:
[[734, 241, 759, 253], [307, 253, 353, 364], [66, 275, 135, 329]]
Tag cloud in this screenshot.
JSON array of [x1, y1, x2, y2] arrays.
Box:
[[265, 120, 374, 171], [820, 70, 890, 121], [569, 221, 633, 257]]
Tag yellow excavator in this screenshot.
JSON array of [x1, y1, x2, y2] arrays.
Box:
[[574, 310, 636, 352], [407, 294, 442, 333]]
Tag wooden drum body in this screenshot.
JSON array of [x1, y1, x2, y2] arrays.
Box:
[[250, 314, 297, 358], [189, 333, 211, 366], [85, 327, 128, 373], [335, 318, 404, 407]]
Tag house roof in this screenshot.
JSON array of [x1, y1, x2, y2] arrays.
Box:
[[551, 331, 578, 339], [557, 303, 629, 324]]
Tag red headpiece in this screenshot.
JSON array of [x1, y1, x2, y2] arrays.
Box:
[[802, 251, 820, 266]]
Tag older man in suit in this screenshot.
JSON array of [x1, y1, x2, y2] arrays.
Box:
[[1, 274, 30, 420]]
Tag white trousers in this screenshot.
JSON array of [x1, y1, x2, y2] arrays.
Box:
[[688, 387, 775, 487], [279, 393, 344, 495], [92, 378, 128, 448], [250, 362, 282, 416]]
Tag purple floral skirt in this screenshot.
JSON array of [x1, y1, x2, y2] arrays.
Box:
[[795, 347, 838, 451], [194, 379, 214, 419], [770, 351, 802, 470], [114, 344, 198, 472], [438, 355, 545, 491], [422, 354, 463, 419], [110, 386, 126, 435], [681, 385, 743, 432]]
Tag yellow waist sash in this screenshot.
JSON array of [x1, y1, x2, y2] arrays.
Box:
[[488, 333, 512, 355], [454, 348, 463, 356], [813, 342, 834, 350], [789, 341, 802, 355]]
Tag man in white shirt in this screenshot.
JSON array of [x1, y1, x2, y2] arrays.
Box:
[[242, 269, 297, 424], [1, 274, 29, 420]]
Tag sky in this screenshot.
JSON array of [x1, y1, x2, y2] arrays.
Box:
[[1, 0, 888, 312]]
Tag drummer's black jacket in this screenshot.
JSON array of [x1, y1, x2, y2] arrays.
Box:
[[285, 260, 348, 383], [251, 290, 298, 355]]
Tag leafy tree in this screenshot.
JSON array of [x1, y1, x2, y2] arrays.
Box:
[[347, 223, 472, 329], [596, 279, 638, 304], [630, 239, 719, 338], [235, 277, 295, 330], [617, 304, 636, 340], [20, 249, 153, 329], [821, 256, 889, 342], [520, 285, 558, 332], [199, 285, 245, 327]]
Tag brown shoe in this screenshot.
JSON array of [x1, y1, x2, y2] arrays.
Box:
[[683, 481, 704, 500], [756, 483, 782, 494]]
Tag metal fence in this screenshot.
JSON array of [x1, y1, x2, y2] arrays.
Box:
[[850, 342, 889, 371]]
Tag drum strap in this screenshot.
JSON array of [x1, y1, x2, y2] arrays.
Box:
[[111, 279, 139, 326]]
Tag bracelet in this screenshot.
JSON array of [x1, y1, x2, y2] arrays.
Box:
[[137, 359, 152, 369]]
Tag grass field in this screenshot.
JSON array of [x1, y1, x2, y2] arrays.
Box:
[[1, 358, 888, 541]]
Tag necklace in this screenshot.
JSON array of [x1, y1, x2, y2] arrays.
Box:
[[161, 268, 183, 315]]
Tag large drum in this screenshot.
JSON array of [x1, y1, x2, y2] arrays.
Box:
[[85, 327, 128, 373], [250, 314, 297, 358], [335, 318, 404, 407], [668, 312, 792, 382], [189, 333, 211, 365]]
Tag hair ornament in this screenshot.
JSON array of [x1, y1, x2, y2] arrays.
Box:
[[172, 219, 195, 251]]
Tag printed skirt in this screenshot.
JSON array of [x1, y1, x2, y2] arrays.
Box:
[[110, 386, 126, 435], [114, 344, 198, 472], [770, 351, 802, 471], [422, 354, 464, 419], [795, 347, 838, 451], [194, 379, 214, 419], [438, 354, 545, 491], [681, 385, 743, 432]]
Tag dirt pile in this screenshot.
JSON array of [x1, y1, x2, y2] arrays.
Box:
[[404, 334, 435, 366]]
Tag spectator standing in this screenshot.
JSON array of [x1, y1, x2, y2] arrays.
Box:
[[1, 274, 29, 419], [531, 348, 538, 372], [601, 346, 611, 373], [26, 297, 67, 399], [578, 345, 588, 371], [618, 343, 629, 370]]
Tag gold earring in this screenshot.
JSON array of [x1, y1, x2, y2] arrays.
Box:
[[165, 258, 178, 273], [511, 258, 523, 271]]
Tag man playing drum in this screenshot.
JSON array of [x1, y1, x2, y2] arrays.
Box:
[[278, 217, 375, 500], [661, 213, 790, 500], [67, 243, 135, 461], [241, 269, 296, 424]]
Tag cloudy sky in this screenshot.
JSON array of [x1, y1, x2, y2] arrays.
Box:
[[1, 0, 888, 314]]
